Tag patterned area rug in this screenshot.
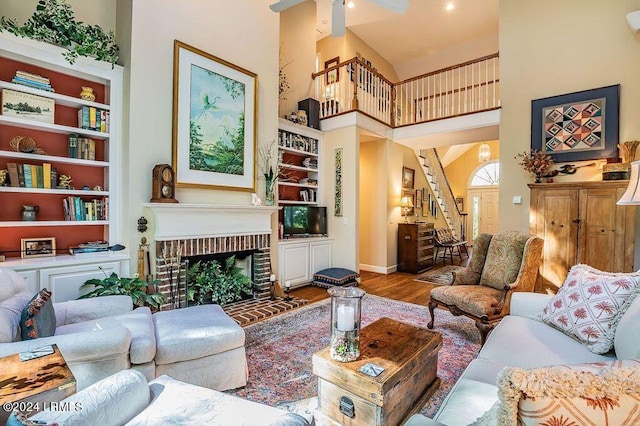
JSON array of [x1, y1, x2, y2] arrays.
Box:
[[414, 265, 465, 285], [225, 294, 480, 419]]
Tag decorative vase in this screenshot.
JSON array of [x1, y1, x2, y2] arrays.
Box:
[[534, 174, 542, 183], [328, 286, 366, 362], [265, 178, 275, 206], [21, 205, 39, 221], [80, 86, 96, 102]]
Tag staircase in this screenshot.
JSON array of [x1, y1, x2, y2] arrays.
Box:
[[418, 148, 466, 240]]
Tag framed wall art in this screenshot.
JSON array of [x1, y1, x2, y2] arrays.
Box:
[[531, 85, 620, 162], [21, 237, 56, 258], [415, 189, 422, 209], [325, 57, 339, 84], [172, 40, 257, 191], [402, 167, 415, 189]]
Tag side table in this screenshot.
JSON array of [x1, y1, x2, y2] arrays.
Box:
[[0, 344, 76, 423], [312, 317, 442, 426]]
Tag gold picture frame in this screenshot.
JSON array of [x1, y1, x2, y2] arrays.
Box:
[[172, 40, 258, 191], [21, 237, 56, 258]]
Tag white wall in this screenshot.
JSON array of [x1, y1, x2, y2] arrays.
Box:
[[116, 0, 279, 272]]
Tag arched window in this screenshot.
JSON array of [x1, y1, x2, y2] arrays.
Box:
[[470, 161, 500, 187]]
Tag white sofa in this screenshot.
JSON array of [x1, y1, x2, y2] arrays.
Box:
[[406, 291, 640, 425], [0, 268, 247, 391], [28, 369, 308, 426]]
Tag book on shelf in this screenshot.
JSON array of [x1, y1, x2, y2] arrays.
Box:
[[77, 106, 109, 133], [68, 133, 78, 158], [35, 165, 43, 188], [17, 164, 25, 187], [7, 162, 19, 187], [15, 70, 50, 85], [69, 240, 109, 256], [100, 110, 107, 132], [50, 166, 57, 189], [43, 163, 51, 189], [23, 164, 32, 188]]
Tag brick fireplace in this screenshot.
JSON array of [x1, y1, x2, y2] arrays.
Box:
[[142, 204, 301, 319]]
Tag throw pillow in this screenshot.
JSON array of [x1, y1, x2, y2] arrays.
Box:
[[20, 289, 55, 340], [538, 264, 640, 354], [312, 268, 360, 288], [479, 231, 529, 290], [494, 359, 640, 426]]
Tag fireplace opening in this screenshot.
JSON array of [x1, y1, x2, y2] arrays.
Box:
[[184, 249, 257, 307]]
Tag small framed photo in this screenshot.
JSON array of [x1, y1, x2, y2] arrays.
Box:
[[325, 57, 340, 84], [402, 167, 415, 189], [422, 188, 429, 202], [415, 189, 422, 209], [21, 237, 56, 258]]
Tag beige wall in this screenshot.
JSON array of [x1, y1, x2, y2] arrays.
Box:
[[322, 127, 359, 270], [445, 140, 500, 206], [2, 0, 116, 36], [279, 0, 317, 117], [317, 30, 399, 82], [499, 0, 640, 232]]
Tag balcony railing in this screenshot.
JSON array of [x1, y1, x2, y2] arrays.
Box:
[[312, 53, 500, 127]]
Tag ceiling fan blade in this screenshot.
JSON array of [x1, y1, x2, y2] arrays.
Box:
[[367, 0, 409, 14], [332, 0, 346, 37], [269, 0, 306, 13]]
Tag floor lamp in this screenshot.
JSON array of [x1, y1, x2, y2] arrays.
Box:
[[400, 195, 414, 223]]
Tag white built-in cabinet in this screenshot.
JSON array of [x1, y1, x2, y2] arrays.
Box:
[[278, 238, 333, 288], [0, 33, 129, 301]]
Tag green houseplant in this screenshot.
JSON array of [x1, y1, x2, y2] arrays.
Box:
[[0, 0, 119, 65], [79, 268, 165, 309], [187, 255, 253, 307]]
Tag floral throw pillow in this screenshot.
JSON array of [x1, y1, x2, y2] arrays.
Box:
[[538, 264, 640, 354]]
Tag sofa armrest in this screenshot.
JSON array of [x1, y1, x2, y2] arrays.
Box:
[[509, 292, 552, 319], [0, 326, 131, 364], [30, 369, 149, 426], [54, 295, 133, 326]]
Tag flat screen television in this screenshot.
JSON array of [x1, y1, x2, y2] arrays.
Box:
[[283, 206, 328, 237]]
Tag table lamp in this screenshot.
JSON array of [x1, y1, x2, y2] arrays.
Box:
[[400, 195, 414, 223], [617, 160, 640, 205]]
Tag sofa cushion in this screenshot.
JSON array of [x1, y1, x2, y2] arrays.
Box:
[[538, 264, 640, 354], [126, 374, 291, 425], [478, 315, 613, 369], [55, 307, 156, 364], [614, 295, 640, 359], [20, 289, 55, 340], [494, 359, 640, 425], [479, 231, 528, 290], [430, 285, 503, 318], [153, 304, 245, 365]]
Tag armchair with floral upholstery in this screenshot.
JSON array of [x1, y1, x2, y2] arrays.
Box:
[[427, 230, 544, 345]]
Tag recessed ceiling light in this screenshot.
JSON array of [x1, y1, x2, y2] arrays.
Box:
[[445, 2, 455, 11], [347, 1, 355, 8]]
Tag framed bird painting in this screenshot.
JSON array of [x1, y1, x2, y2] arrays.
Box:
[[172, 40, 257, 190]]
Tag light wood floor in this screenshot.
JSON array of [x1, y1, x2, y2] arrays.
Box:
[[290, 254, 468, 305]]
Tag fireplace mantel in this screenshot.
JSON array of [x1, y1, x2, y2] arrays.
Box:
[[143, 203, 278, 241]]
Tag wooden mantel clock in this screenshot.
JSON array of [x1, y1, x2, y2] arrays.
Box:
[[150, 164, 178, 203]]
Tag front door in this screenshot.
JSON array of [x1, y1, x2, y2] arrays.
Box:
[[468, 188, 500, 240]]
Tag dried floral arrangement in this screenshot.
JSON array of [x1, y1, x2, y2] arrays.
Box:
[[515, 149, 554, 181]]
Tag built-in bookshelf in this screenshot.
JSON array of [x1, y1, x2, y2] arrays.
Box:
[[277, 118, 322, 206], [0, 32, 126, 279]]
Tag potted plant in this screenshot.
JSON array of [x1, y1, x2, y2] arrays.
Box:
[[187, 255, 253, 307], [0, 0, 119, 65], [79, 267, 165, 309]]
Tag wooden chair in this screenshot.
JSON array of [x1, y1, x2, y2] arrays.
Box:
[[427, 231, 544, 345], [434, 228, 468, 265]]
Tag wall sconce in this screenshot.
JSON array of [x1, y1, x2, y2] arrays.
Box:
[[400, 195, 414, 223], [478, 142, 491, 162]]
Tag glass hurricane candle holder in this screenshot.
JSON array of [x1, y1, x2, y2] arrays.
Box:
[[328, 286, 366, 362]]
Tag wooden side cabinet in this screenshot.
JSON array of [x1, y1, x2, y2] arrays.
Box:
[[529, 181, 636, 292], [397, 223, 435, 274]]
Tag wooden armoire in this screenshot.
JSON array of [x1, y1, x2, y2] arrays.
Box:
[[529, 181, 636, 293]]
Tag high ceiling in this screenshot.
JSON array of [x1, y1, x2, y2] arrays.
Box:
[[315, 0, 499, 73]]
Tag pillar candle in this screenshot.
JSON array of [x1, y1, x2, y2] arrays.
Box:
[[336, 305, 355, 331]]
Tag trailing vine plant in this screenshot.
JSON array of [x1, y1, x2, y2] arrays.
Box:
[[0, 0, 119, 66]]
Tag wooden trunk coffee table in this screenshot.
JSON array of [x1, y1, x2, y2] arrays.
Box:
[[0, 344, 76, 422], [312, 317, 442, 426]]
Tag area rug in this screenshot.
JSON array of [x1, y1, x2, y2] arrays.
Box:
[[225, 294, 480, 418], [414, 264, 465, 285]]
